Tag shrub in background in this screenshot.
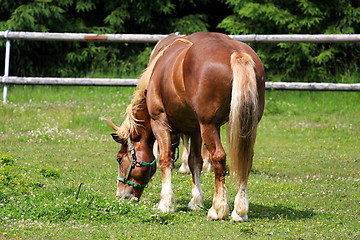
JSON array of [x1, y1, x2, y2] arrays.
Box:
[[218, 0, 360, 82], [0, 0, 358, 82]]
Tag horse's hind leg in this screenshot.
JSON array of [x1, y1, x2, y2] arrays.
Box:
[[231, 148, 254, 222], [231, 182, 250, 222], [188, 133, 204, 210], [200, 124, 229, 220], [179, 134, 190, 173], [202, 145, 212, 172]]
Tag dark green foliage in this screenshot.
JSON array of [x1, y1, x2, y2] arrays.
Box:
[[0, 0, 358, 81], [218, 0, 360, 82], [0, 0, 216, 78]]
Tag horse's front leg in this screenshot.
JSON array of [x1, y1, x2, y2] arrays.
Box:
[[202, 145, 212, 172], [178, 134, 190, 173], [188, 133, 204, 210], [151, 119, 175, 213]]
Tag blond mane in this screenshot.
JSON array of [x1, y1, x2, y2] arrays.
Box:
[[117, 38, 193, 140]]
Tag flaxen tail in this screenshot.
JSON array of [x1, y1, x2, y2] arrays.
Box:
[[228, 52, 259, 185]]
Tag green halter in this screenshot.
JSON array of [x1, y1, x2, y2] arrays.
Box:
[[117, 139, 156, 188]]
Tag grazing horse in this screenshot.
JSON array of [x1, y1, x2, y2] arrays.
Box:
[[108, 32, 265, 221]]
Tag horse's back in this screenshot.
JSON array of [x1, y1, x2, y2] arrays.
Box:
[[150, 33, 181, 62], [185, 32, 264, 80], [148, 32, 265, 132], [185, 32, 232, 42], [181, 36, 261, 125]]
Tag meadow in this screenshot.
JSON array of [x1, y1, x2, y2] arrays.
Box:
[[0, 85, 359, 239]]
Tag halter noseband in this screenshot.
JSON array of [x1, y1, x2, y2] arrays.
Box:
[[117, 139, 156, 188]]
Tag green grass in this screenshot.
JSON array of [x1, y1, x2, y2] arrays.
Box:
[[1, 85, 359, 239]]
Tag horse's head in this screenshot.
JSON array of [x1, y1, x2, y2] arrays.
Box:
[[108, 100, 156, 201]]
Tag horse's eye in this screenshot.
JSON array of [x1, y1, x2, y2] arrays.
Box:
[[116, 158, 122, 164], [132, 134, 141, 142]]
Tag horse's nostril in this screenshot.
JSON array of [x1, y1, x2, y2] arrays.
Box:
[[116, 186, 134, 199]]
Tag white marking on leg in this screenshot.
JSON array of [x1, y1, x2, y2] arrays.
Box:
[[207, 185, 229, 220], [231, 184, 249, 222], [158, 168, 175, 213], [201, 146, 212, 172], [202, 153, 212, 172], [179, 144, 190, 173], [188, 169, 204, 210]]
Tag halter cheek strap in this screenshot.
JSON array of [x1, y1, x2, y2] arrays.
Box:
[[117, 158, 156, 188], [117, 139, 156, 188]]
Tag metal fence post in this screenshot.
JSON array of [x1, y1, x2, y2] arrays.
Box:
[[2, 30, 10, 104]]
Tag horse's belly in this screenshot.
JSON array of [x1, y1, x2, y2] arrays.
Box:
[[164, 100, 200, 134]]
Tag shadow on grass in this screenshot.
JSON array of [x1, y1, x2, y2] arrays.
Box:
[[249, 203, 316, 221], [176, 199, 315, 221]]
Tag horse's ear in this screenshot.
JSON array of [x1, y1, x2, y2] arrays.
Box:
[[111, 133, 122, 143], [108, 118, 128, 144]]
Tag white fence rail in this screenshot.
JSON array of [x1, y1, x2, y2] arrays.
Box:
[[3, 76, 139, 86], [3, 76, 360, 92], [2, 31, 360, 103], [1, 31, 360, 43]]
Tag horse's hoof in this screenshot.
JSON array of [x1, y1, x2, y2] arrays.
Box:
[[158, 202, 174, 213], [188, 201, 203, 211], [206, 206, 228, 220], [178, 165, 190, 174], [230, 210, 248, 222], [206, 207, 219, 220]]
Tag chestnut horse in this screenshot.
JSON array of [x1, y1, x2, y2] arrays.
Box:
[[108, 32, 265, 221]]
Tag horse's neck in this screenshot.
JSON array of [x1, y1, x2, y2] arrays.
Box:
[[134, 100, 153, 140]]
